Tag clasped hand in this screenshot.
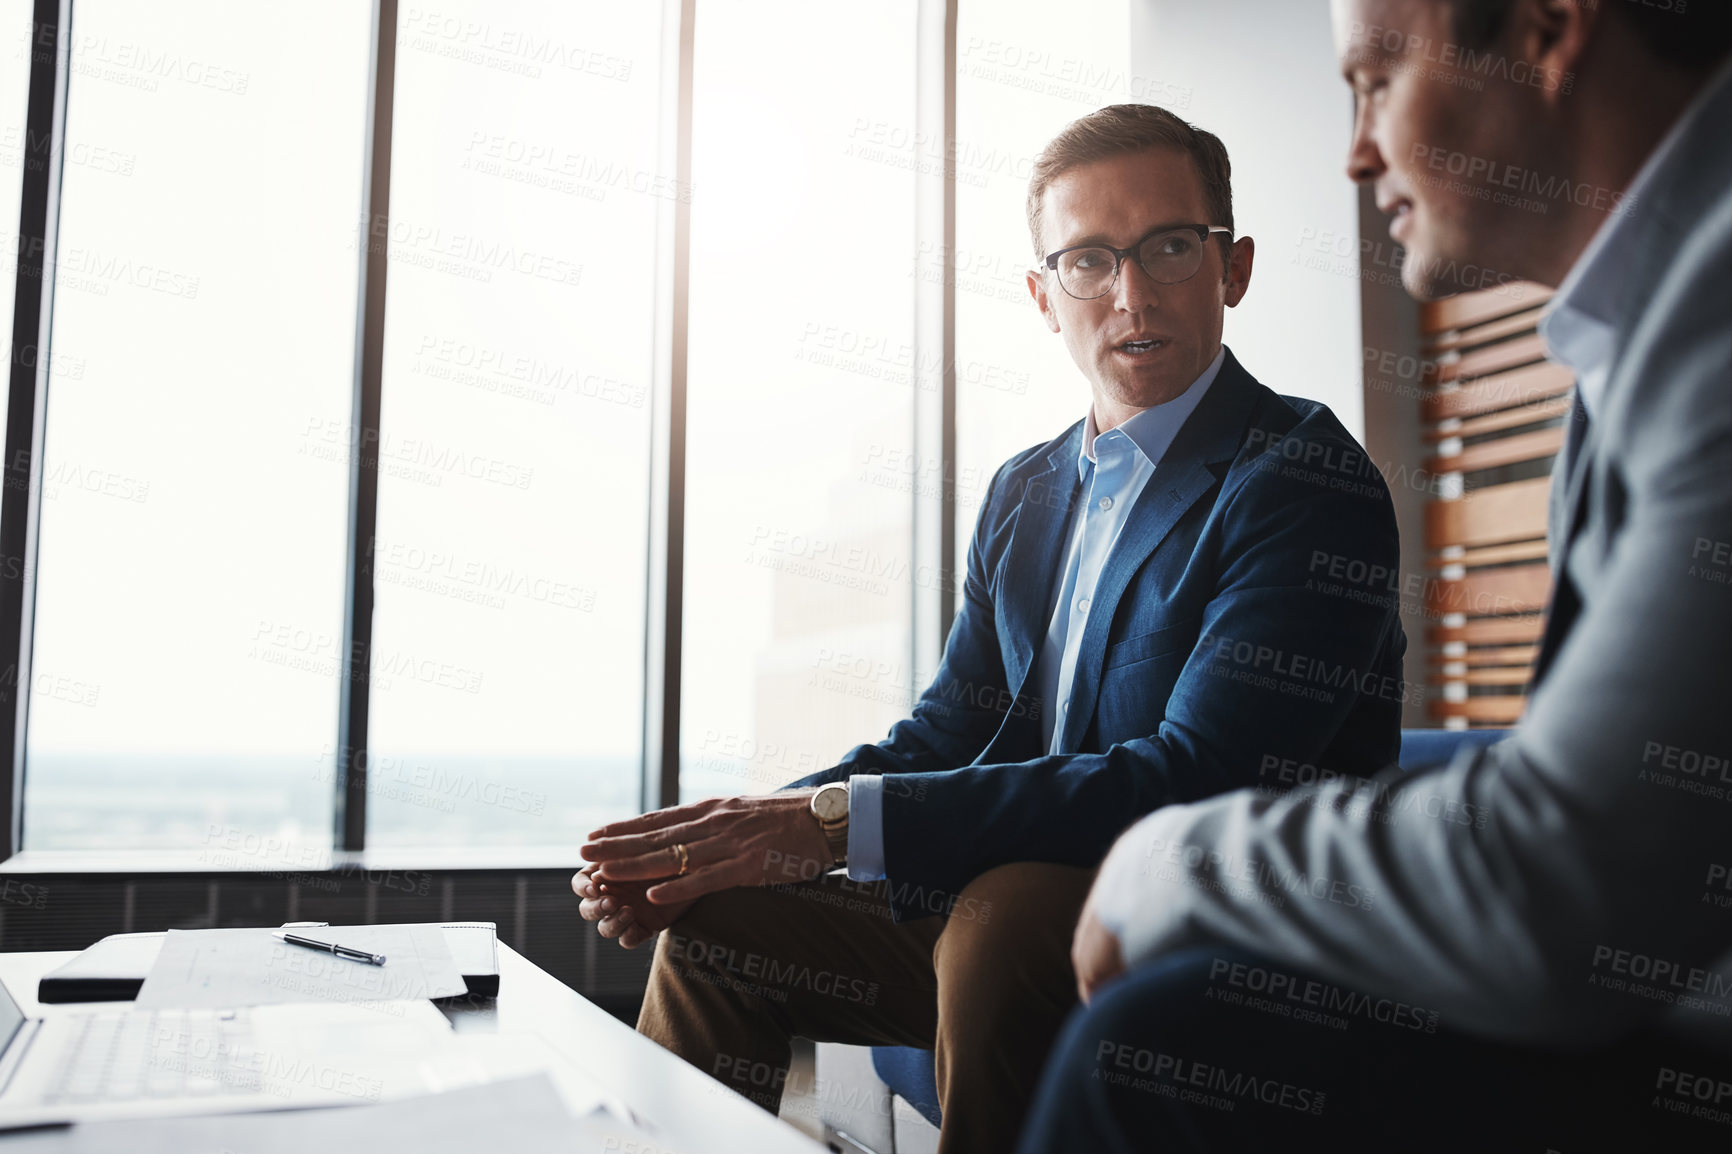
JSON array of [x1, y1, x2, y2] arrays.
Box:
[[572, 791, 836, 949]]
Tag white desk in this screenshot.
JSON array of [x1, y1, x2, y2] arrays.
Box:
[[0, 945, 824, 1154]]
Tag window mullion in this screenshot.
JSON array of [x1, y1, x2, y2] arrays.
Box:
[[911, 0, 958, 692], [336, 0, 401, 853], [0, 0, 72, 861], [642, 0, 696, 812]]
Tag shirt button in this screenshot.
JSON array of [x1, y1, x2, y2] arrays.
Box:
[[1077, 597, 1091, 613], [1098, 496, 1113, 511], [1062, 701, 1070, 712]]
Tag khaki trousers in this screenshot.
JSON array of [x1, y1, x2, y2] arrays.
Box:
[[637, 862, 1094, 1154]]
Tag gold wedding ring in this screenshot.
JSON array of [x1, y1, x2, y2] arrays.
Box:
[[672, 841, 690, 877]]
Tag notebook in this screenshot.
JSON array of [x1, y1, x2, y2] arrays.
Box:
[[37, 922, 500, 1004]]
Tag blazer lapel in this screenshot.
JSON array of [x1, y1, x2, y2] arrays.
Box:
[[1533, 391, 1598, 683], [1548, 391, 1593, 571], [1056, 353, 1259, 753], [998, 427, 1084, 702]]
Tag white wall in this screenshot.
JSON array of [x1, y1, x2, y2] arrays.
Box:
[[1131, 0, 1365, 434]]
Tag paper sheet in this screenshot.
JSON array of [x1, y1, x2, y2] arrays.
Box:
[[134, 925, 468, 1009], [0, 1074, 679, 1154]]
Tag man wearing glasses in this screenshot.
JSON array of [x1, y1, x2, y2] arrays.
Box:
[[575, 103, 1407, 1153]]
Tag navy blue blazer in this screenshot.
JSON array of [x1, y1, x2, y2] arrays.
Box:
[[795, 349, 1407, 921]]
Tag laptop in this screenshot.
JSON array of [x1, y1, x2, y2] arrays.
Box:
[[0, 974, 454, 1128]]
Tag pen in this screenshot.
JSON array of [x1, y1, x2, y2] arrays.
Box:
[[271, 931, 387, 966]]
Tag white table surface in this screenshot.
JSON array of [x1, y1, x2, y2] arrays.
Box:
[[0, 944, 824, 1154]]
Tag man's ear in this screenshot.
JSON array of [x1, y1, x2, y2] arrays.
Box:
[[1027, 267, 1062, 333], [1223, 236, 1255, 309], [1515, 0, 1599, 110]]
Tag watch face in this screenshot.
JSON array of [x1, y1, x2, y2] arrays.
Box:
[[813, 784, 849, 823]]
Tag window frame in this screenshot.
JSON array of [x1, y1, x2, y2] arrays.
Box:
[[2, 0, 71, 861]]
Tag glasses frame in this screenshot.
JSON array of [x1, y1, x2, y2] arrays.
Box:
[[1042, 225, 1234, 300]]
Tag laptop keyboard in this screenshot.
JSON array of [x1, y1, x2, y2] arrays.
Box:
[[42, 1009, 261, 1103]]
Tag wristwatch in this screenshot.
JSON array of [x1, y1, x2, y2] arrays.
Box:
[[809, 782, 851, 868]]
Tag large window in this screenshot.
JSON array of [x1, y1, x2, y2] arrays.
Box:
[[953, 0, 1133, 578], [367, 3, 660, 848], [2, 1, 1148, 859], [680, 0, 919, 799], [21, 2, 669, 854], [24, 2, 372, 850]]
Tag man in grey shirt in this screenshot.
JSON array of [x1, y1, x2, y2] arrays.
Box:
[[1018, 1, 1732, 1150]]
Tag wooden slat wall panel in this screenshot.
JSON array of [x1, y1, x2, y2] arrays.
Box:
[[1456, 540, 1549, 567], [1426, 395, 1574, 442], [1427, 615, 1545, 646], [1423, 361, 1573, 422], [1425, 476, 1551, 549], [1435, 332, 1548, 385], [1426, 305, 1547, 356], [1424, 563, 1552, 618], [1427, 426, 1565, 474], [1431, 698, 1530, 724], [1429, 645, 1540, 668], [1418, 282, 1565, 728], [1419, 282, 1552, 331], [1458, 668, 1534, 686]]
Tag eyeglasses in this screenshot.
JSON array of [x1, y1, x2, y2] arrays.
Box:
[[1042, 225, 1233, 300]]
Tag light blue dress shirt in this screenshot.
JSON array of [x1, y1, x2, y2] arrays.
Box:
[[845, 348, 1227, 881]]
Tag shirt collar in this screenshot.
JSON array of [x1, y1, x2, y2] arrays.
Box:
[[1078, 346, 1227, 481], [1539, 56, 1732, 413]]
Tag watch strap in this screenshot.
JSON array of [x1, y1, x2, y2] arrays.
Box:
[[821, 821, 849, 866]]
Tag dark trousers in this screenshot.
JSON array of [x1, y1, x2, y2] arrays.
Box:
[[1016, 948, 1732, 1154]]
